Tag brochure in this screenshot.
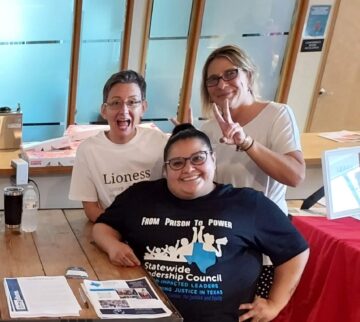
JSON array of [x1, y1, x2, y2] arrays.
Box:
[[3, 276, 81, 318], [318, 130, 360, 143], [82, 277, 172, 319]]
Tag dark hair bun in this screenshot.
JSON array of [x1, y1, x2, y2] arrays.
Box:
[[171, 123, 195, 136]]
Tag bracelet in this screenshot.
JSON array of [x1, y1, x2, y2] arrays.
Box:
[[243, 138, 254, 151], [236, 135, 254, 152]]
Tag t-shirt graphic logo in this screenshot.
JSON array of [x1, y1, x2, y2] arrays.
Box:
[[144, 226, 228, 273]]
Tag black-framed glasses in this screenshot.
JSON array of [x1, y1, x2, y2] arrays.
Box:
[[205, 68, 240, 87], [103, 99, 142, 110], [164, 151, 212, 170]]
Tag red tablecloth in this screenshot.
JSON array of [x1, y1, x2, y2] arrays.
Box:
[[274, 216, 360, 322]]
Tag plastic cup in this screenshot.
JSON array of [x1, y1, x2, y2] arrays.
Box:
[[4, 186, 24, 228]]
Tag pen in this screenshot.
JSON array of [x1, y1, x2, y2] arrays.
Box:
[[78, 287, 89, 309]]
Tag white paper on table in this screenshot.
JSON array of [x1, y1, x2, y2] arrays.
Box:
[[3, 276, 81, 318], [318, 130, 360, 143]]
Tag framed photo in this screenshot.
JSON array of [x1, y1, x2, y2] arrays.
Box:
[[322, 146, 360, 220]]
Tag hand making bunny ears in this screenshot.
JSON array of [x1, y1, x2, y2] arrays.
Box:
[[212, 99, 247, 146]]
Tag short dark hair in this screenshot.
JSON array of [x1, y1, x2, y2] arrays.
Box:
[[164, 124, 213, 161], [103, 70, 146, 103]]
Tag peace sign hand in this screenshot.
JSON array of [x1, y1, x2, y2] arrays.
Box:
[[212, 100, 246, 146]]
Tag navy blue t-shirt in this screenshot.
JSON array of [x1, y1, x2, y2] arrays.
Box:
[[96, 179, 308, 322]]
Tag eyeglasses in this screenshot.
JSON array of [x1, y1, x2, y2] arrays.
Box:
[[165, 151, 212, 170], [103, 99, 142, 110], [205, 68, 240, 87]]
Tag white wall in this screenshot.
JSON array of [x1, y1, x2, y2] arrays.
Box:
[[287, 0, 336, 132]]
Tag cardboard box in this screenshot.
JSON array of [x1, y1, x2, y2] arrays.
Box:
[[21, 123, 163, 168], [22, 142, 80, 167], [64, 124, 110, 141], [21, 136, 71, 152], [0, 112, 22, 149]]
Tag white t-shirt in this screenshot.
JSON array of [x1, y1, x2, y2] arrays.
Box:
[[201, 102, 302, 214], [69, 126, 168, 209]]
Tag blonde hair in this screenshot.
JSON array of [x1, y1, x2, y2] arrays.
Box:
[[200, 45, 257, 117]]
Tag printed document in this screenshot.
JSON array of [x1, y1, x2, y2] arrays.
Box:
[[3, 276, 81, 318], [82, 277, 172, 319]]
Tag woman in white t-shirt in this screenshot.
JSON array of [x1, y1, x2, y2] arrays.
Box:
[[69, 70, 168, 222], [200, 45, 306, 298]]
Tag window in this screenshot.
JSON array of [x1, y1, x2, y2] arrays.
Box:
[[191, 0, 298, 120], [142, 0, 298, 128], [0, 0, 127, 142], [0, 0, 74, 141], [143, 0, 192, 133], [0, 0, 299, 141], [75, 0, 126, 125]]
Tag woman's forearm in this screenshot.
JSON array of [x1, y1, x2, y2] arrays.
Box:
[[268, 249, 309, 311]]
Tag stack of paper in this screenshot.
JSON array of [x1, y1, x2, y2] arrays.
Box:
[[82, 277, 172, 319], [3, 276, 81, 318], [318, 130, 360, 143]]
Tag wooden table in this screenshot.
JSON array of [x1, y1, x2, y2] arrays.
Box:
[[0, 209, 182, 321], [300, 132, 360, 166], [287, 132, 360, 199], [0, 149, 72, 176]]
